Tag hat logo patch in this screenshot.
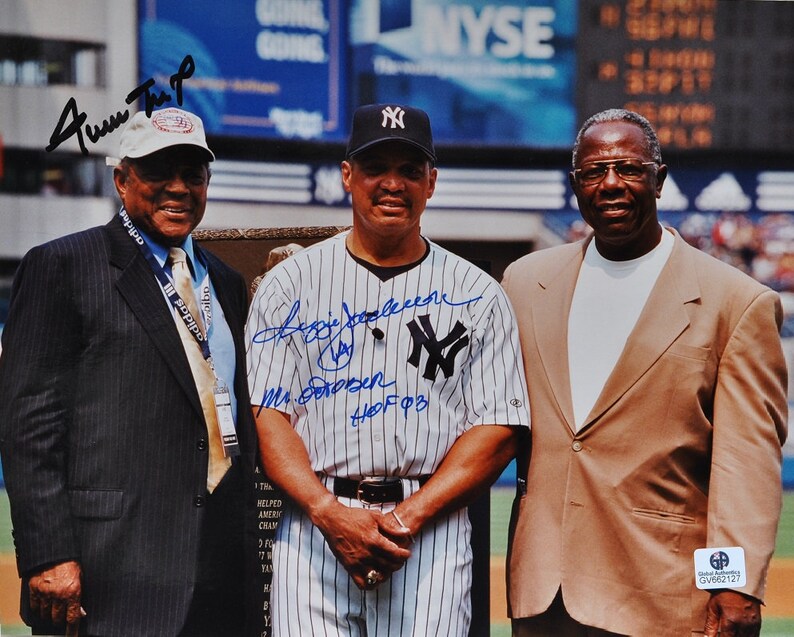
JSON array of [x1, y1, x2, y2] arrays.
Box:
[[152, 109, 195, 135], [381, 106, 406, 130]]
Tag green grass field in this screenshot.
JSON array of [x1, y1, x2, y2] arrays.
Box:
[[1, 487, 13, 554], [0, 487, 27, 635], [775, 489, 794, 558], [2, 489, 793, 636]]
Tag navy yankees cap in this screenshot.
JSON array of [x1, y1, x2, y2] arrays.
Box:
[[346, 104, 436, 163]]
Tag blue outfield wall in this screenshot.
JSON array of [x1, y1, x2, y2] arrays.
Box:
[[495, 459, 517, 488], [784, 457, 794, 490]]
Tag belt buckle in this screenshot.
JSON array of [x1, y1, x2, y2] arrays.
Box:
[[356, 477, 402, 505]]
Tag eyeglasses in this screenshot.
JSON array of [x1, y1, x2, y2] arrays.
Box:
[[573, 158, 657, 186]]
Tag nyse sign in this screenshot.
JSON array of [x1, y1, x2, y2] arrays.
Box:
[[422, 4, 556, 58], [350, 0, 577, 148]]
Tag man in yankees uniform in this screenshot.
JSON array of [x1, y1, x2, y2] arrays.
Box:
[[245, 103, 530, 636]]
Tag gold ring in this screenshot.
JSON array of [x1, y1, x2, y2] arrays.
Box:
[[366, 569, 380, 586]]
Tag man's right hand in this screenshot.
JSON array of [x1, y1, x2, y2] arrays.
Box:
[[252, 408, 412, 589], [29, 560, 84, 633], [310, 494, 411, 589]]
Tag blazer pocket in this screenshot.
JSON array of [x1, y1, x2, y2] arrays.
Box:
[[666, 343, 711, 362], [632, 507, 695, 525], [69, 488, 124, 520]]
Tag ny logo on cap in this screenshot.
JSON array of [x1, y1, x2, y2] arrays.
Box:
[[381, 106, 405, 130]]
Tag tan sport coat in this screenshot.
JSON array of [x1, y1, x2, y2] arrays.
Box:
[[502, 229, 788, 636]]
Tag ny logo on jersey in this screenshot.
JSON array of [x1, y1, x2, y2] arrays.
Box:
[[381, 106, 405, 129], [407, 314, 469, 381]]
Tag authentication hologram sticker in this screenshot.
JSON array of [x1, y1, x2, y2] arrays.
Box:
[[694, 547, 747, 590]]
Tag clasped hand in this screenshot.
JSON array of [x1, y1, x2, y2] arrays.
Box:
[[313, 498, 413, 590]]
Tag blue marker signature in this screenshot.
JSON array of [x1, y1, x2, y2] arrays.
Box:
[[255, 381, 428, 428], [251, 290, 482, 372], [296, 373, 395, 405], [255, 386, 291, 417], [351, 393, 429, 427]]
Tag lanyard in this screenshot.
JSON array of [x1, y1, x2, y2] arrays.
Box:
[[119, 208, 214, 367], [119, 208, 240, 457]]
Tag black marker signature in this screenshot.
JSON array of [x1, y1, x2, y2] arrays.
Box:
[[45, 54, 196, 155]]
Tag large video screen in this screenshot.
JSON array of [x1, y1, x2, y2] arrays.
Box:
[[347, 0, 577, 148], [138, 0, 577, 148], [139, 0, 348, 141], [139, 0, 794, 152]]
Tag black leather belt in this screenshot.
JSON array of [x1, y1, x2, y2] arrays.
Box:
[[331, 475, 431, 504]]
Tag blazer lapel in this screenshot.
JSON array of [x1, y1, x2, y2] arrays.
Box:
[[106, 216, 205, 420], [534, 241, 587, 433], [582, 231, 701, 430]]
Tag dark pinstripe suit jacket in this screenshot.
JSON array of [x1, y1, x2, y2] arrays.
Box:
[[0, 215, 257, 636]]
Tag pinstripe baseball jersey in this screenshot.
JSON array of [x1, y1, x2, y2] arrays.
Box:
[[246, 231, 530, 478]]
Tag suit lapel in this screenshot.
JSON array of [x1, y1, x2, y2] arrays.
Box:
[[582, 231, 701, 430], [106, 216, 205, 420], [534, 241, 586, 433]]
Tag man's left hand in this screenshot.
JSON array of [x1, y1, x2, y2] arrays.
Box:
[[28, 560, 84, 632], [704, 590, 762, 637]]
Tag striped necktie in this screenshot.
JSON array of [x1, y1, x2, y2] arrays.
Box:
[[168, 247, 231, 493]]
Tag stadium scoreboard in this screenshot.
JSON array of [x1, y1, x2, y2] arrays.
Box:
[[577, 0, 794, 152]]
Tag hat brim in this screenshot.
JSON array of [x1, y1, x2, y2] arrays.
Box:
[[124, 142, 215, 162], [348, 137, 435, 163]]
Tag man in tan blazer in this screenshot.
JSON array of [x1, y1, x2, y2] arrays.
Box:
[[502, 108, 788, 637]]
